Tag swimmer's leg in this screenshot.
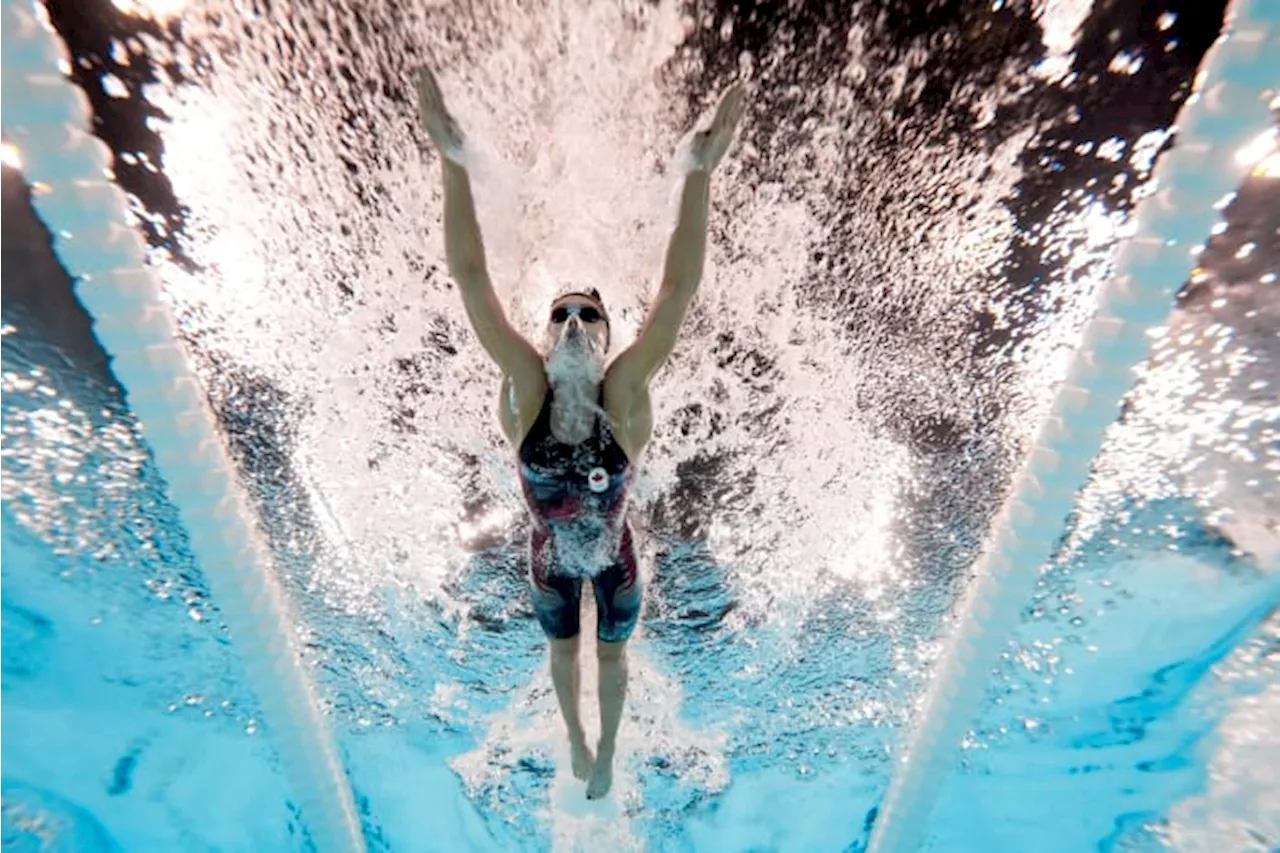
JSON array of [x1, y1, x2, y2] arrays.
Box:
[[530, 532, 593, 780], [587, 526, 642, 799], [550, 637, 594, 781], [589, 638, 629, 799]]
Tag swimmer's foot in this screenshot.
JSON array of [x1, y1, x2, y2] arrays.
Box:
[[586, 743, 614, 799], [569, 735, 595, 782]]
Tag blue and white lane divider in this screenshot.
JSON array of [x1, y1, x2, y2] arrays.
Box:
[[1, 3, 366, 850], [868, 2, 1279, 851]]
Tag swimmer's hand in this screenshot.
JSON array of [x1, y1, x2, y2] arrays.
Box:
[[415, 67, 466, 164], [688, 83, 746, 173]]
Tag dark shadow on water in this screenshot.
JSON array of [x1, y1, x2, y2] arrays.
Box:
[[1, 168, 117, 389], [0, 599, 55, 683], [1074, 594, 1279, 752], [438, 544, 546, 713]]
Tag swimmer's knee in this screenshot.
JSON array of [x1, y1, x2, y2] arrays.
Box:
[[550, 636, 581, 659], [596, 638, 628, 661]]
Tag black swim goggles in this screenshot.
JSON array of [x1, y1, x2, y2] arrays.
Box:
[[550, 304, 605, 324]]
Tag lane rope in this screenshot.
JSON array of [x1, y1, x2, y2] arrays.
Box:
[[867, 2, 1279, 850], [1, 3, 367, 850]]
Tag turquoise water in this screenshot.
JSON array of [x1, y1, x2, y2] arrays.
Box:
[[3, 0, 1279, 850], [2, 320, 1277, 850]]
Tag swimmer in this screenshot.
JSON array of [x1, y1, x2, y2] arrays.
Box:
[[415, 67, 744, 799]]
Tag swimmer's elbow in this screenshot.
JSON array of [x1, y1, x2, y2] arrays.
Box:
[[447, 252, 491, 294], [459, 287, 542, 381]]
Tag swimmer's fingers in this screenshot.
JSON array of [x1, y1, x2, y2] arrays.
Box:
[[711, 83, 746, 136], [690, 82, 746, 171], [414, 68, 447, 123]]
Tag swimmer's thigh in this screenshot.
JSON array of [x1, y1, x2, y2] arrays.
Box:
[[593, 527, 641, 643], [530, 532, 583, 639]]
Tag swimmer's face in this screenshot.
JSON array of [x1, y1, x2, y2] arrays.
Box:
[[547, 295, 610, 356]]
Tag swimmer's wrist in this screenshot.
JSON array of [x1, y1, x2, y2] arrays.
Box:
[[436, 134, 470, 168]]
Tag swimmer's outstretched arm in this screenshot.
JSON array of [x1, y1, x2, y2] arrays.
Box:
[[414, 69, 545, 396], [609, 85, 746, 390]]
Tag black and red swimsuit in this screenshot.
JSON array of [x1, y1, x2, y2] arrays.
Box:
[[517, 389, 641, 642]]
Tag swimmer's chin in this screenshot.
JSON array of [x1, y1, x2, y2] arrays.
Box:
[[546, 340, 605, 385]]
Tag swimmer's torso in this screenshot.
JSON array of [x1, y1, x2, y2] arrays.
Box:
[[518, 389, 632, 572]]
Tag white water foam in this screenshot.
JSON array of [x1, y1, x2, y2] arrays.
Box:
[[26, 0, 1274, 846], [131, 0, 1043, 622], [79, 0, 1056, 838]]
